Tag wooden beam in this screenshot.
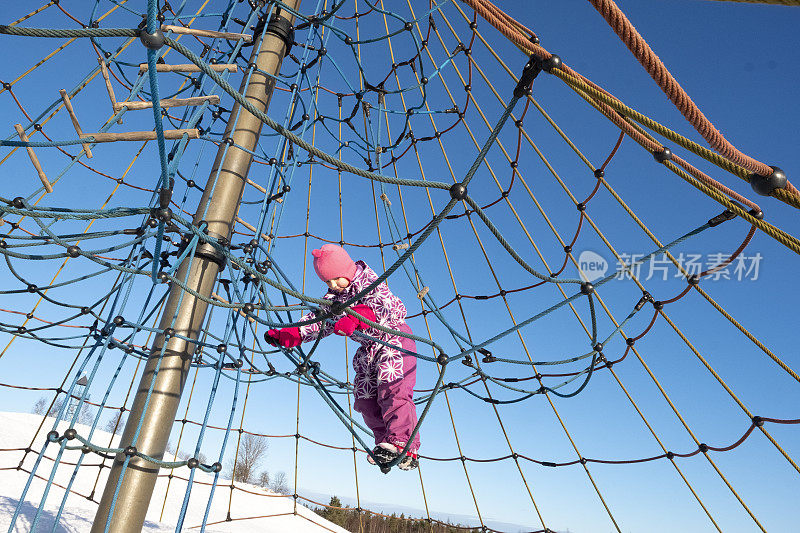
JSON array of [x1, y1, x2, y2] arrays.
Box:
[[59, 89, 93, 158], [79, 129, 199, 143], [97, 58, 123, 124], [138, 63, 238, 74], [161, 25, 252, 43], [114, 95, 220, 111], [14, 124, 53, 193]]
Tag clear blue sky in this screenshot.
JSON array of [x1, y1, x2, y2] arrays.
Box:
[[1, 1, 798, 532]]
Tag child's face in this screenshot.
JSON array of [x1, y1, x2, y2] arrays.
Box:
[[326, 277, 351, 292]]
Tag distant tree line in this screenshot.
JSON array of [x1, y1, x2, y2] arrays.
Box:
[[32, 395, 94, 425], [315, 496, 482, 533]]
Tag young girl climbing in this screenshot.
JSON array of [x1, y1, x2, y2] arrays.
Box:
[[264, 244, 421, 471]]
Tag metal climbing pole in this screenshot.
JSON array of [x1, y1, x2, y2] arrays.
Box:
[[91, 2, 299, 531]]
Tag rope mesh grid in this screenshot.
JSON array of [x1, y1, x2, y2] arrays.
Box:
[[0, 1, 798, 532]]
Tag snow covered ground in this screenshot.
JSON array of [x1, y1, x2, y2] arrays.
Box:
[[0, 412, 349, 532]]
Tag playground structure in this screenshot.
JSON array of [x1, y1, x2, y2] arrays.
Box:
[[1, 0, 799, 531]]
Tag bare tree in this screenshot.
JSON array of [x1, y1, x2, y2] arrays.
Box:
[[228, 433, 268, 483], [77, 403, 95, 425], [103, 411, 126, 435], [47, 398, 65, 417], [257, 471, 270, 489], [32, 397, 48, 415], [269, 471, 289, 494]]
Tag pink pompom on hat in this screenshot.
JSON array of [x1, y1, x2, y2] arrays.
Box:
[[312, 244, 358, 282]]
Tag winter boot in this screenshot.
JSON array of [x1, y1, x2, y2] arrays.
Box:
[[367, 442, 398, 465], [398, 452, 419, 471]]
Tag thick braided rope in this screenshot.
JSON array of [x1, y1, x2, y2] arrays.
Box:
[[553, 74, 763, 212], [458, 0, 800, 209], [585, 0, 798, 198], [0, 25, 138, 38]]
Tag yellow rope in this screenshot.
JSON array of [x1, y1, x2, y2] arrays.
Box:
[[554, 69, 800, 209], [450, 6, 793, 527]]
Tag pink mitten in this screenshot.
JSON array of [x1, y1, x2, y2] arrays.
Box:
[[334, 305, 376, 336], [265, 327, 301, 348]]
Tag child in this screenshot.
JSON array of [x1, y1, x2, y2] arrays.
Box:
[[265, 244, 421, 471]]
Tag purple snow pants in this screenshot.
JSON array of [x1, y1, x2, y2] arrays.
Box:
[[353, 323, 421, 453]]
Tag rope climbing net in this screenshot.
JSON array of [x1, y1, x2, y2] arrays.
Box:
[[0, 0, 798, 531]]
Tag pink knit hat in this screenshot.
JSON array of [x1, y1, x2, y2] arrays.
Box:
[[312, 244, 358, 282]]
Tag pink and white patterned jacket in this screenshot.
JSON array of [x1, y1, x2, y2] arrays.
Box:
[[297, 261, 408, 348]]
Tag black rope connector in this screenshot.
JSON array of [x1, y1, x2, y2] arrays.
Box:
[[212, 462, 222, 472], [698, 443, 709, 453], [653, 300, 664, 311], [66, 245, 81, 258], [563, 245, 572, 253], [158, 184, 173, 209], [437, 353, 449, 365], [653, 147, 673, 163], [749, 166, 787, 196], [138, 27, 166, 50], [478, 348, 495, 363], [688, 274, 700, 286], [187, 457, 199, 468], [113, 315, 124, 326], [265, 15, 295, 54], [380, 465, 391, 474], [593, 343, 603, 353], [123, 445, 137, 457], [752, 415, 764, 427], [580, 282, 594, 295], [748, 208, 764, 220], [625, 337, 635, 346], [243, 303, 255, 314], [540, 54, 561, 72], [216, 344, 226, 354], [152, 207, 172, 223], [666, 451, 675, 459], [64, 428, 77, 440], [449, 182, 468, 200], [708, 209, 736, 227], [11, 197, 25, 209], [635, 291, 653, 311], [513, 55, 542, 98], [594, 168, 605, 179], [82, 445, 92, 454], [328, 302, 343, 316]]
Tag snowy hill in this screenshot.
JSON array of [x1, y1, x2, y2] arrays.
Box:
[[0, 412, 348, 532]]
